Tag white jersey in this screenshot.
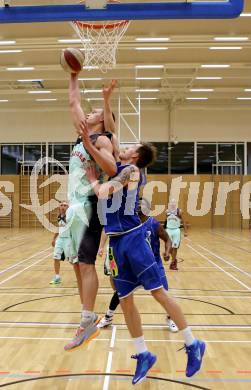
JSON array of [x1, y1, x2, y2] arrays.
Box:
[[58, 214, 70, 238], [166, 208, 181, 229], [68, 141, 95, 206]]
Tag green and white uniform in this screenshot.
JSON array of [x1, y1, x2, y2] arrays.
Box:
[[165, 209, 181, 249], [53, 214, 71, 260], [66, 135, 108, 264], [67, 140, 94, 263]]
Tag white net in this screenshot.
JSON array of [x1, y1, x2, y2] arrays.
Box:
[[72, 19, 130, 73]]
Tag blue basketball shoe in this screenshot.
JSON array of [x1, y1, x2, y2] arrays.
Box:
[[131, 351, 157, 385], [185, 339, 206, 377]]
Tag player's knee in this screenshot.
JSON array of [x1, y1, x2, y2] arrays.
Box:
[[120, 295, 133, 310], [151, 287, 166, 302]]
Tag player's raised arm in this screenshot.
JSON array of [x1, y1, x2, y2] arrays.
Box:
[[103, 80, 117, 133], [80, 125, 117, 177], [69, 73, 87, 135], [86, 164, 140, 198]]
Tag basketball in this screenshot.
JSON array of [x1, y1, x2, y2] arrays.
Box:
[[60, 48, 85, 73], [1, 0, 250, 386]]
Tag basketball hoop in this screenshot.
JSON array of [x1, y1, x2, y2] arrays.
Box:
[[72, 0, 130, 73]]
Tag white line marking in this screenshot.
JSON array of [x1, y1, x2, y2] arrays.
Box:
[[116, 324, 251, 330], [103, 325, 116, 390], [0, 293, 73, 296], [197, 244, 251, 278], [117, 338, 251, 344], [1, 323, 251, 330], [0, 335, 249, 344], [0, 252, 52, 287], [213, 231, 250, 243], [0, 247, 51, 276], [0, 336, 109, 341], [187, 244, 251, 291], [1, 293, 250, 299]]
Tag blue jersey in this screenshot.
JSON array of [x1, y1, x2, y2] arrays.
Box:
[[104, 162, 142, 235], [143, 217, 161, 261]]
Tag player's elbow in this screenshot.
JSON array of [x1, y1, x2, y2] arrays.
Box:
[[106, 166, 117, 177]]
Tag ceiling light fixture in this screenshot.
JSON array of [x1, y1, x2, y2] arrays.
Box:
[[36, 98, 57, 102], [196, 77, 222, 80], [28, 90, 52, 94], [83, 89, 103, 93], [135, 47, 168, 51], [135, 37, 170, 42], [18, 79, 44, 82], [136, 77, 161, 80], [135, 65, 164, 69], [186, 97, 209, 100], [0, 49, 22, 54], [7, 67, 35, 71], [213, 37, 248, 41], [201, 64, 230, 68], [209, 46, 242, 50], [0, 40, 16, 45]]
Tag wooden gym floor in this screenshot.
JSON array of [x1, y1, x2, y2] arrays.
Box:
[[0, 228, 250, 390]]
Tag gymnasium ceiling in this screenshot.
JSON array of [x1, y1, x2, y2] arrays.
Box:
[[0, 0, 250, 110]]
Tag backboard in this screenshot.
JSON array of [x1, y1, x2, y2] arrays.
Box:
[[0, 1, 245, 23]]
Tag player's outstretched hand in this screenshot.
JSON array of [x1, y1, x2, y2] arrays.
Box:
[[102, 79, 117, 100], [79, 122, 91, 149], [85, 164, 99, 184]]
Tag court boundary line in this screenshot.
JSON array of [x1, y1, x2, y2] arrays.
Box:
[[103, 325, 116, 390], [187, 244, 251, 291], [0, 252, 52, 287], [0, 247, 51, 277], [197, 244, 251, 278]]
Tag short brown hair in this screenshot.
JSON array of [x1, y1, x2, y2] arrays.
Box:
[[136, 142, 157, 169]]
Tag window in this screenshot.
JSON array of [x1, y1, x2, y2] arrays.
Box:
[[1, 145, 23, 174], [247, 143, 251, 174], [236, 143, 244, 175], [53, 144, 72, 163], [218, 144, 235, 163], [171, 142, 194, 174], [24, 144, 42, 162], [197, 143, 217, 174], [147, 142, 169, 174], [48, 143, 72, 174]]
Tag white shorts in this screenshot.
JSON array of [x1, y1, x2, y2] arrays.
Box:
[[167, 228, 181, 249], [53, 236, 71, 260]]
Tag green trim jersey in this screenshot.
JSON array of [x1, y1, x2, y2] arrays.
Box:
[[68, 141, 94, 205], [166, 208, 181, 229]]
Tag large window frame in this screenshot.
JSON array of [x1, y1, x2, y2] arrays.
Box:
[[0, 141, 248, 175]]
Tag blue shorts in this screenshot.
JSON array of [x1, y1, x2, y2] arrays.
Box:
[[155, 256, 168, 291], [109, 227, 163, 299]]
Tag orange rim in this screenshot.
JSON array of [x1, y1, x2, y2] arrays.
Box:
[[74, 19, 129, 30], [76, 0, 129, 30]]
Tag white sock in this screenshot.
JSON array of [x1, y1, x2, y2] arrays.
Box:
[[133, 336, 148, 354], [106, 309, 114, 317], [182, 327, 195, 346], [80, 310, 95, 328], [55, 274, 60, 279]]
